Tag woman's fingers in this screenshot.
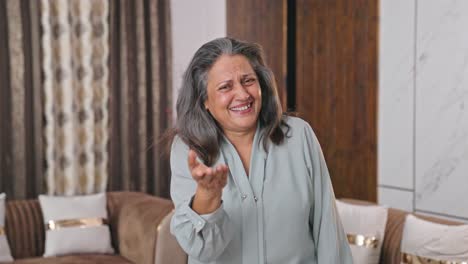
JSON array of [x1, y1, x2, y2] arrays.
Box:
[[188, 150, 210, 180], [191, 166, 204, 180], [187, 150, 199, 170], [197, 165, 228, 189], [212, 165, 228, 188], [203, 167, 214, 183], [188, 150, 229, 190]]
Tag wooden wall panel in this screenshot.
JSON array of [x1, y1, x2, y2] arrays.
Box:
[[296, 0, 378, 201], [226, 0, 288, 109]]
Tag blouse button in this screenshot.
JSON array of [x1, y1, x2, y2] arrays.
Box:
[[254, 196, 258, 202], [241, 194, 247, 200]]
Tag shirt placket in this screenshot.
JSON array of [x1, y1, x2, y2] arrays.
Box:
[[222, 131, 267, 264], [226, 151, 258, 264], [249, 147, 266, 264]]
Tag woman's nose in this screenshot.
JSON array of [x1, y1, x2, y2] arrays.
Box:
[[233, 83, 250, 100]]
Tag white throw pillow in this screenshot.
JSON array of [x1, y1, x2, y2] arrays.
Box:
[[39, 193, 114, 257], [336, 200, 388, 264], [0, 193, 13, 262], [401, 214, 468, 263]]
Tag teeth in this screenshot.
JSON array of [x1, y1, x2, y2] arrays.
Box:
[[231, 103, 251, 111]]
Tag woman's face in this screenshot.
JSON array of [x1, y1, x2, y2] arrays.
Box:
[[204, 55, 262, 137]]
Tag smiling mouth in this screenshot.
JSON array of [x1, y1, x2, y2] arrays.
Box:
[[229, 102, 253, 112]]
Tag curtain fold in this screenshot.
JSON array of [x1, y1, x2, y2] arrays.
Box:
[[0, 0, 43, 199], [108, 0, 172, 198]]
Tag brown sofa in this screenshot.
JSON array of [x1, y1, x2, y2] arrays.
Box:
[[132, 198, 465, 264], [1, 191, 187, 264], [17, 194, 453, 264], [342, 199, 464, 264], [158, 199, 465, 264]]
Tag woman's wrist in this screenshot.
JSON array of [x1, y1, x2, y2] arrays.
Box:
[[192, 187, 222, 214]]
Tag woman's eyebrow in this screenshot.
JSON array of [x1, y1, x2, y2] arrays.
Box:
[[241, 73, 256, 78], [214, 73, 255, 87], [215, 79, 231, 87]]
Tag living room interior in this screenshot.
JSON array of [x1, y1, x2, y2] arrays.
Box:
[[0, 0, 467, 263]]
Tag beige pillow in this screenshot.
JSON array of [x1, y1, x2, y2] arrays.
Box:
[[336, 200, 388, 264], [401, 214, 468, 263], [39, 193, 114, 257], [0, 193, 13, 262]]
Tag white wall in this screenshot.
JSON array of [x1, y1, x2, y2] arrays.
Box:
[[170, 0, 226, 118], [379, 0, 468, 222]]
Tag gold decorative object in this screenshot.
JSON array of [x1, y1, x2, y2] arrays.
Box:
[[46, 217, 108, 231], [401, 252, 468, 264], [347, 233, 379, 248]]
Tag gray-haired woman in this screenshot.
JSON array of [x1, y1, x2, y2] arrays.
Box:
[[169, 37, 353, 264]]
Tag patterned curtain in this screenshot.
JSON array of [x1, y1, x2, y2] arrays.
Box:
[[108, 0, 172, 198], [0, 0, 171, 199], [41, 0, 109, 195], [0, 0, 44, 200]]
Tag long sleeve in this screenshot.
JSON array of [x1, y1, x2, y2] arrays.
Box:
[[169, 136, 235, 262], [303, 123, 354, 263]]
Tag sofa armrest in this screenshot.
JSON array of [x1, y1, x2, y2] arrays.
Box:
[[107, 192, 174, 264], [155, 210, 188, 264]]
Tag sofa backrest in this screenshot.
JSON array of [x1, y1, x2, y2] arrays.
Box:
[[5, 198, 45, 259], [379, 207, 409, 264]]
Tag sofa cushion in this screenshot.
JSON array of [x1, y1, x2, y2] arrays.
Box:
[[39, 193, 114, 257], [9, 254, 132, 264], [401, 214, 468, 263], [0, 193, 13, 262], [336, 200, 388, 264]]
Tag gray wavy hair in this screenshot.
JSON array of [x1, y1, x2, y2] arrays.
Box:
[[174, 37, 288, 166]]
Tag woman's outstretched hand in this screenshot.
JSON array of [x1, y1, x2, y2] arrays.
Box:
[[188, 149, 229, 214]]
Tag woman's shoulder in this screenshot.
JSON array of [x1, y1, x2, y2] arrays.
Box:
[[279, 116, 320, 148], [170, 135, 190, 156], [282, 115, 314, 136]]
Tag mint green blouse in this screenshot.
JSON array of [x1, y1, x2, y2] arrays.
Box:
[[170, 117, 353, 264]]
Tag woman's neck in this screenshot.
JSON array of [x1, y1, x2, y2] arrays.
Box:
[[224, 129, 256, 176], [224, 129, 256, 148]]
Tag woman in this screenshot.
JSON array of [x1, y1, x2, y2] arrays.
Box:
[[170, 37, 352, 264]]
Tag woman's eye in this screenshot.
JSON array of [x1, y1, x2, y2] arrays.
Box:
[[218, 85, 229, 90], [244, 78, 255, 85]]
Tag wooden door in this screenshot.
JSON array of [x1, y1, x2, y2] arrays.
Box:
[[295, 0, 378, 201], [226, 0, 288, 109], [227, 0, 378, 201]]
